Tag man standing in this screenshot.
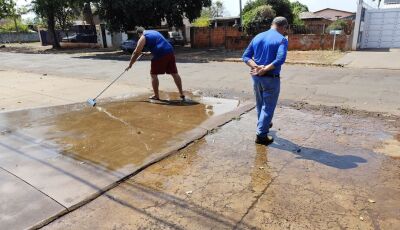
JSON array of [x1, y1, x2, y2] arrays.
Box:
[[126, 27, 185, 101], [242, 17, 289, 145]]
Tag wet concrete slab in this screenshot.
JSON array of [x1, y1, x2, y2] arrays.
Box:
[[44, 107, 400, 230], [0, 93, 247, 229], [0, 168, 65, 230]]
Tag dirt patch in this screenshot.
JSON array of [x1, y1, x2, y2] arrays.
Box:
[[0, 44, 346, 66], [375, 139, 400, 158]]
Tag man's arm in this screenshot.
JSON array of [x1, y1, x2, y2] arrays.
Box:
[[242, 40, 258, 69], [252, 38, 288, 76], [126, 35, 146, 71], [271, 38, 288, 68]]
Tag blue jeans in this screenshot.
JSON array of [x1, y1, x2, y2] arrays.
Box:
[[252, 76, 280, 138]]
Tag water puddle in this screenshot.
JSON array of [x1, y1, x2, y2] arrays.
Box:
[[0, 93, 239, 172]]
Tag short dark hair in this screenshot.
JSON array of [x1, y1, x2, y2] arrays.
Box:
[[272, 17, 288, 28], [135, 27, 145, 34]]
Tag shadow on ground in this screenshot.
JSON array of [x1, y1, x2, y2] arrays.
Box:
[[270, 134, 367, 169]]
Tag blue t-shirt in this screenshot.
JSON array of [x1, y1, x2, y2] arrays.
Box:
[[242, 29, 288, 75], [143, 30, 174, 60]]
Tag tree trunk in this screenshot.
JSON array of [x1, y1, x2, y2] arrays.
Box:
[[83, 2, 95, 25], [48, 13, 60, 48], [13, 17, 19, 32]]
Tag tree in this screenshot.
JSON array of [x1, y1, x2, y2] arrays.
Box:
[[211, 0, 224, 17], [31, 0, 84, 48], [243, 0, 293, 23], [82, 1, 94, 25], [291, 1, 309, 26], [243, 5, 275, 35], [0, 0, 15, 19], [95, 0, 211, 32], [55, 1, 81, 40], [193, 8, 212, 27]]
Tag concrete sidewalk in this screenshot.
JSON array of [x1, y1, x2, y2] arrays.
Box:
[[44, 107, 400, 230], [334, 50, 400, 70], [0, 70, 149, 112], [0, 96, 253, 229], [0, 70, 256, 229]]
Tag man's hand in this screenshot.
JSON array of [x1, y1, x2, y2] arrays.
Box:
[[250, 66, 266, 76], [251, 64, 275, 76], [125, 64, 132, 71]]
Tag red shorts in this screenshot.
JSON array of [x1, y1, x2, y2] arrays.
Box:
[[151, 53, 178, 75]]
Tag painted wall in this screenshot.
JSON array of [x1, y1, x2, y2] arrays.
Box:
[[0, 32, 40, 43]]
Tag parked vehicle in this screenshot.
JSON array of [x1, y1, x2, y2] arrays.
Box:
[[62, 33, 97, 43], [168, 31, 185, 46], [120, 39, 138, 53]]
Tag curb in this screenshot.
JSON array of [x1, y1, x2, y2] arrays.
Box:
[[176, 57, 343, 67], [32, 101, 256, 229]]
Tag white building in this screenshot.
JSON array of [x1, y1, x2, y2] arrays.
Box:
[[352, 0, 400, 49]]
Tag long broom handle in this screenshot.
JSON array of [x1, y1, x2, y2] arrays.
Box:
[[94, 54, 143, 100]]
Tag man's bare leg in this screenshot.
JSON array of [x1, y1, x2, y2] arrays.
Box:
[[171, 73, 184, 98], [150, 74, 160, 99]]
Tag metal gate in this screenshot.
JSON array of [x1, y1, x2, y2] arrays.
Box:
[[361, 8, 400, 48]]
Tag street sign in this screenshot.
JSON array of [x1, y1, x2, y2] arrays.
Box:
[[330, 30, 342, 51], [330, 30, 342, 35]]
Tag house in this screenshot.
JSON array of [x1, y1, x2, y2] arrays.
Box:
[[352, 0, 400, 49], [210, 16, 241, 28], [313, 8, 355, 21], [300, 8, 356, 27]]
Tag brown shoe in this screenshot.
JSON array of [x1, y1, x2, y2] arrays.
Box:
[[255, 135, 274, 146]]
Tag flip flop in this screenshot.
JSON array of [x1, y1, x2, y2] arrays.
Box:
[[149, 95, 160, 100]]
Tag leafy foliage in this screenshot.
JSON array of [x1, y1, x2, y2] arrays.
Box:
[[291, 1, 308, 26], [95, 0, 211, 32], [211, 0, 224, 17], [0, 18, 29, 32], [31, 0, 84, 48], [243, 0, 293, 23], [0, 0, 15, 19], [327, 19, 347, 31], [243, 5, 275, 35], [192, 0, 226, 27], [193, 10, 211, 27]]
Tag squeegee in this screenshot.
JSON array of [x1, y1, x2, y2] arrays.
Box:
[[87, 54, 143, 107]]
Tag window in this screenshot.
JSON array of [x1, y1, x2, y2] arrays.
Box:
[[385, 0, 400, 4]]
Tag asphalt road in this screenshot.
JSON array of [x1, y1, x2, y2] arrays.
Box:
[[1, 52, 399, 115]]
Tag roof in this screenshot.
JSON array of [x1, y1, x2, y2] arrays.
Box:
[[299, 12, 325, 20], [211, 16, 240, 22], [314, 8, 355, 14]]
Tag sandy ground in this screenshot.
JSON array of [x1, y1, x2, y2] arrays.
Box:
[[0, 42, 345, 65]]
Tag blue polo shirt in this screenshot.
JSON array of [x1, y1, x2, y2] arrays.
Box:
[[242, 29, 288, 75], [143, 30, 174, 60]]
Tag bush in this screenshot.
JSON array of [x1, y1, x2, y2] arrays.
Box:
[[243, 5, 276, 34], [327, 19, 347, 31], [193, 17, 210, 27], [0, 18, 29, 32]]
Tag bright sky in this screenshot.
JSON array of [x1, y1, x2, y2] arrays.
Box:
[[223, 0, 359, 16], [17, 0, 366, 20]]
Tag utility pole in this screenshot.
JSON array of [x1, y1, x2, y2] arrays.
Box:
[[239, 0, 243, 27]]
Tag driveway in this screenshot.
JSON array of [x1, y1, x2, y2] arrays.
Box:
[[335, 50, 400, 70]]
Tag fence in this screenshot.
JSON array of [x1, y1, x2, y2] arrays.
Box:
[[0, 32, 40, 43], [289, 23, 353, 35], [190, 27, 242, 48]]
